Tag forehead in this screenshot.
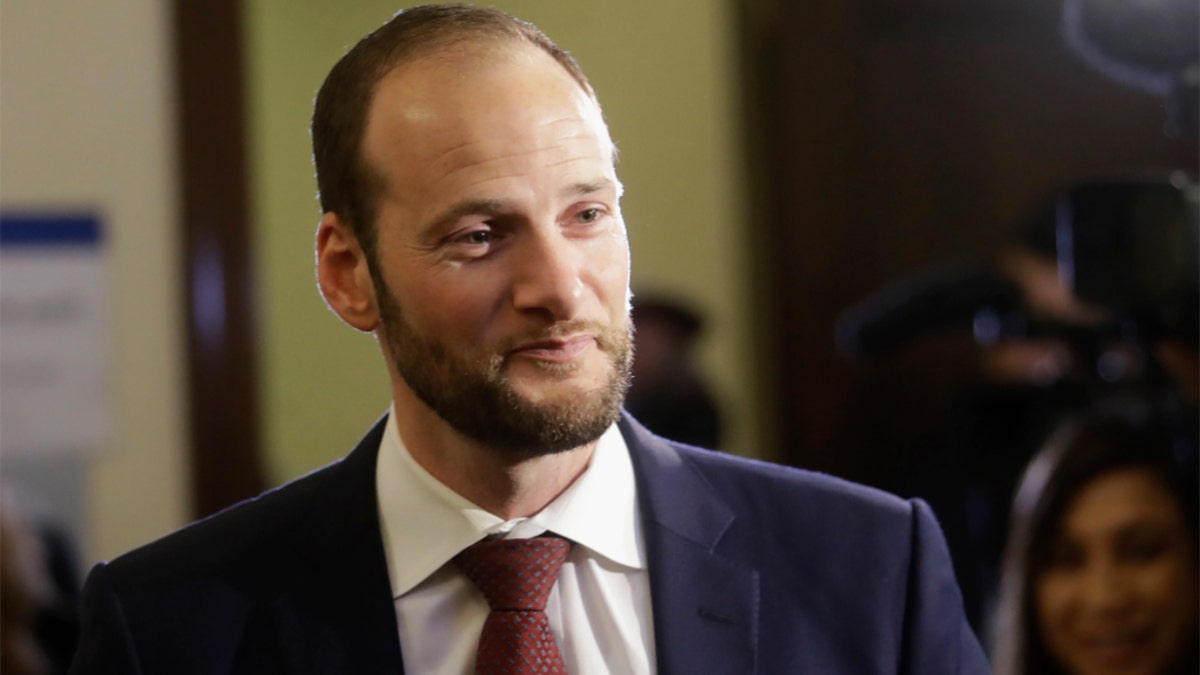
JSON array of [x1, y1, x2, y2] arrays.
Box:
[[361, 42, 614, 195], [1060, 468, 1182, 537]]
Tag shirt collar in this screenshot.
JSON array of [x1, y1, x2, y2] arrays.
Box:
[[375, 405, 645, 599]]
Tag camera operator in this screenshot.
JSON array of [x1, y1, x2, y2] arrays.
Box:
[[837, 174, 1198, 637]]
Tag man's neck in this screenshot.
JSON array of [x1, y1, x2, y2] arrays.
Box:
[[389, 395, 597, 520]]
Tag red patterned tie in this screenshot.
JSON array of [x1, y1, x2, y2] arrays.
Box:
[[454, 536, 573, 675]]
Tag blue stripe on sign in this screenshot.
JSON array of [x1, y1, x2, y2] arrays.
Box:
[[0, 213, 103, 247]]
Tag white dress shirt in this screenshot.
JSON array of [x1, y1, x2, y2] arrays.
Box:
[[375, 406, 657, 674]]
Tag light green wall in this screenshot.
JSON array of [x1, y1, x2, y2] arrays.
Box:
[[245, 1, 771, 482]]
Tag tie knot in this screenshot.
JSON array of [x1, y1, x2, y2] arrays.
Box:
[[454, 537, 572, 611]]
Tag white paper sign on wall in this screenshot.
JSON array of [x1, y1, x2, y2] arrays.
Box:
[[1, 214, 109, 457]]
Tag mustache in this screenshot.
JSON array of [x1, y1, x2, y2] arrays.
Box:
[[498, 319, 630, 354]]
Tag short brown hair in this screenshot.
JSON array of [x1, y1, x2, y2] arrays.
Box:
[[311, 4, 595, 260]]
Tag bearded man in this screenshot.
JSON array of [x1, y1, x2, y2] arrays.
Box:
[[71, 5, 988, 673]]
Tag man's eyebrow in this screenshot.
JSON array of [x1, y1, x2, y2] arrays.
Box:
[[424, 198, 511, 237], [422, 180, 621, 239], [564, 178, 620, 198]]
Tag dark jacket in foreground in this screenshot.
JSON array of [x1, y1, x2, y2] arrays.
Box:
[[72, 413, 989, 673]]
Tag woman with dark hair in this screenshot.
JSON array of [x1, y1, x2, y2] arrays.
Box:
[[992, 400, 1198, 675]]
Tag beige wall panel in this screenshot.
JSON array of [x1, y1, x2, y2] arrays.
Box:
[[1, 0, 189, 562]]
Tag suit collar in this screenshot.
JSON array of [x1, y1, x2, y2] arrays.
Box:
[[620, 413, 760, 674], [269, 412, 760, 674], [377, 413, 646, 599]]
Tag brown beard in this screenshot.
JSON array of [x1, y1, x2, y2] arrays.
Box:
[[373, 272, 632, 458]]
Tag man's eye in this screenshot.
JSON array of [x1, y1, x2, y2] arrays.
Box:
[[577, 208, 601, 223], [461, 230, 491, 245]]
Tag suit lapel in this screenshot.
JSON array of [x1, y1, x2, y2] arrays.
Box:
[[272, 416, 407, 674], [265, 412, 758, 673], [621, 414, 760, 675]]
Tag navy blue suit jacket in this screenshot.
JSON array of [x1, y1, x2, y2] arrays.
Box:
[[72, 413, 989, 673]]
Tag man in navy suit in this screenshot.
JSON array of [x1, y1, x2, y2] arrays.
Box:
[[72, 5, 989, 673]]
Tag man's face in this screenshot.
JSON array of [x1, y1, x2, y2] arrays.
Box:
[[359, 43, 633, 456]]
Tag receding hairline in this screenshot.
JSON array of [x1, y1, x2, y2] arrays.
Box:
[[363, 36, 606, 137], [370, 33, 598, 107], [311, 5, 602, 249], [357, 37, 615, 193], [373, 37, 600, 160]]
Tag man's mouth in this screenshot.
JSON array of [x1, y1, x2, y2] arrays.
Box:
[[509, 335, 595, 363]]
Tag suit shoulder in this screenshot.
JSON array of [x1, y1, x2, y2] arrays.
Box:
[[666, 443, 933, 612], [104, 458, 343, 590], [672, 441, 910, 518]]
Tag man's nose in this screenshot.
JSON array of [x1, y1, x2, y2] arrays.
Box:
[[511, 231, 584, 321]]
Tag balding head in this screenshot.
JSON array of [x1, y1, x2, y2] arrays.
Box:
[[311, 4, 596, 262]]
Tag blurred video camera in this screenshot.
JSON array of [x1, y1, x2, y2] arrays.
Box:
[[837, 173, 1199, 360], [839, 0, 1199, 362], [1052, 174, 1197, 326]]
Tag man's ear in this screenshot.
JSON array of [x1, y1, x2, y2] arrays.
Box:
[[316, 211, 380, 332]]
